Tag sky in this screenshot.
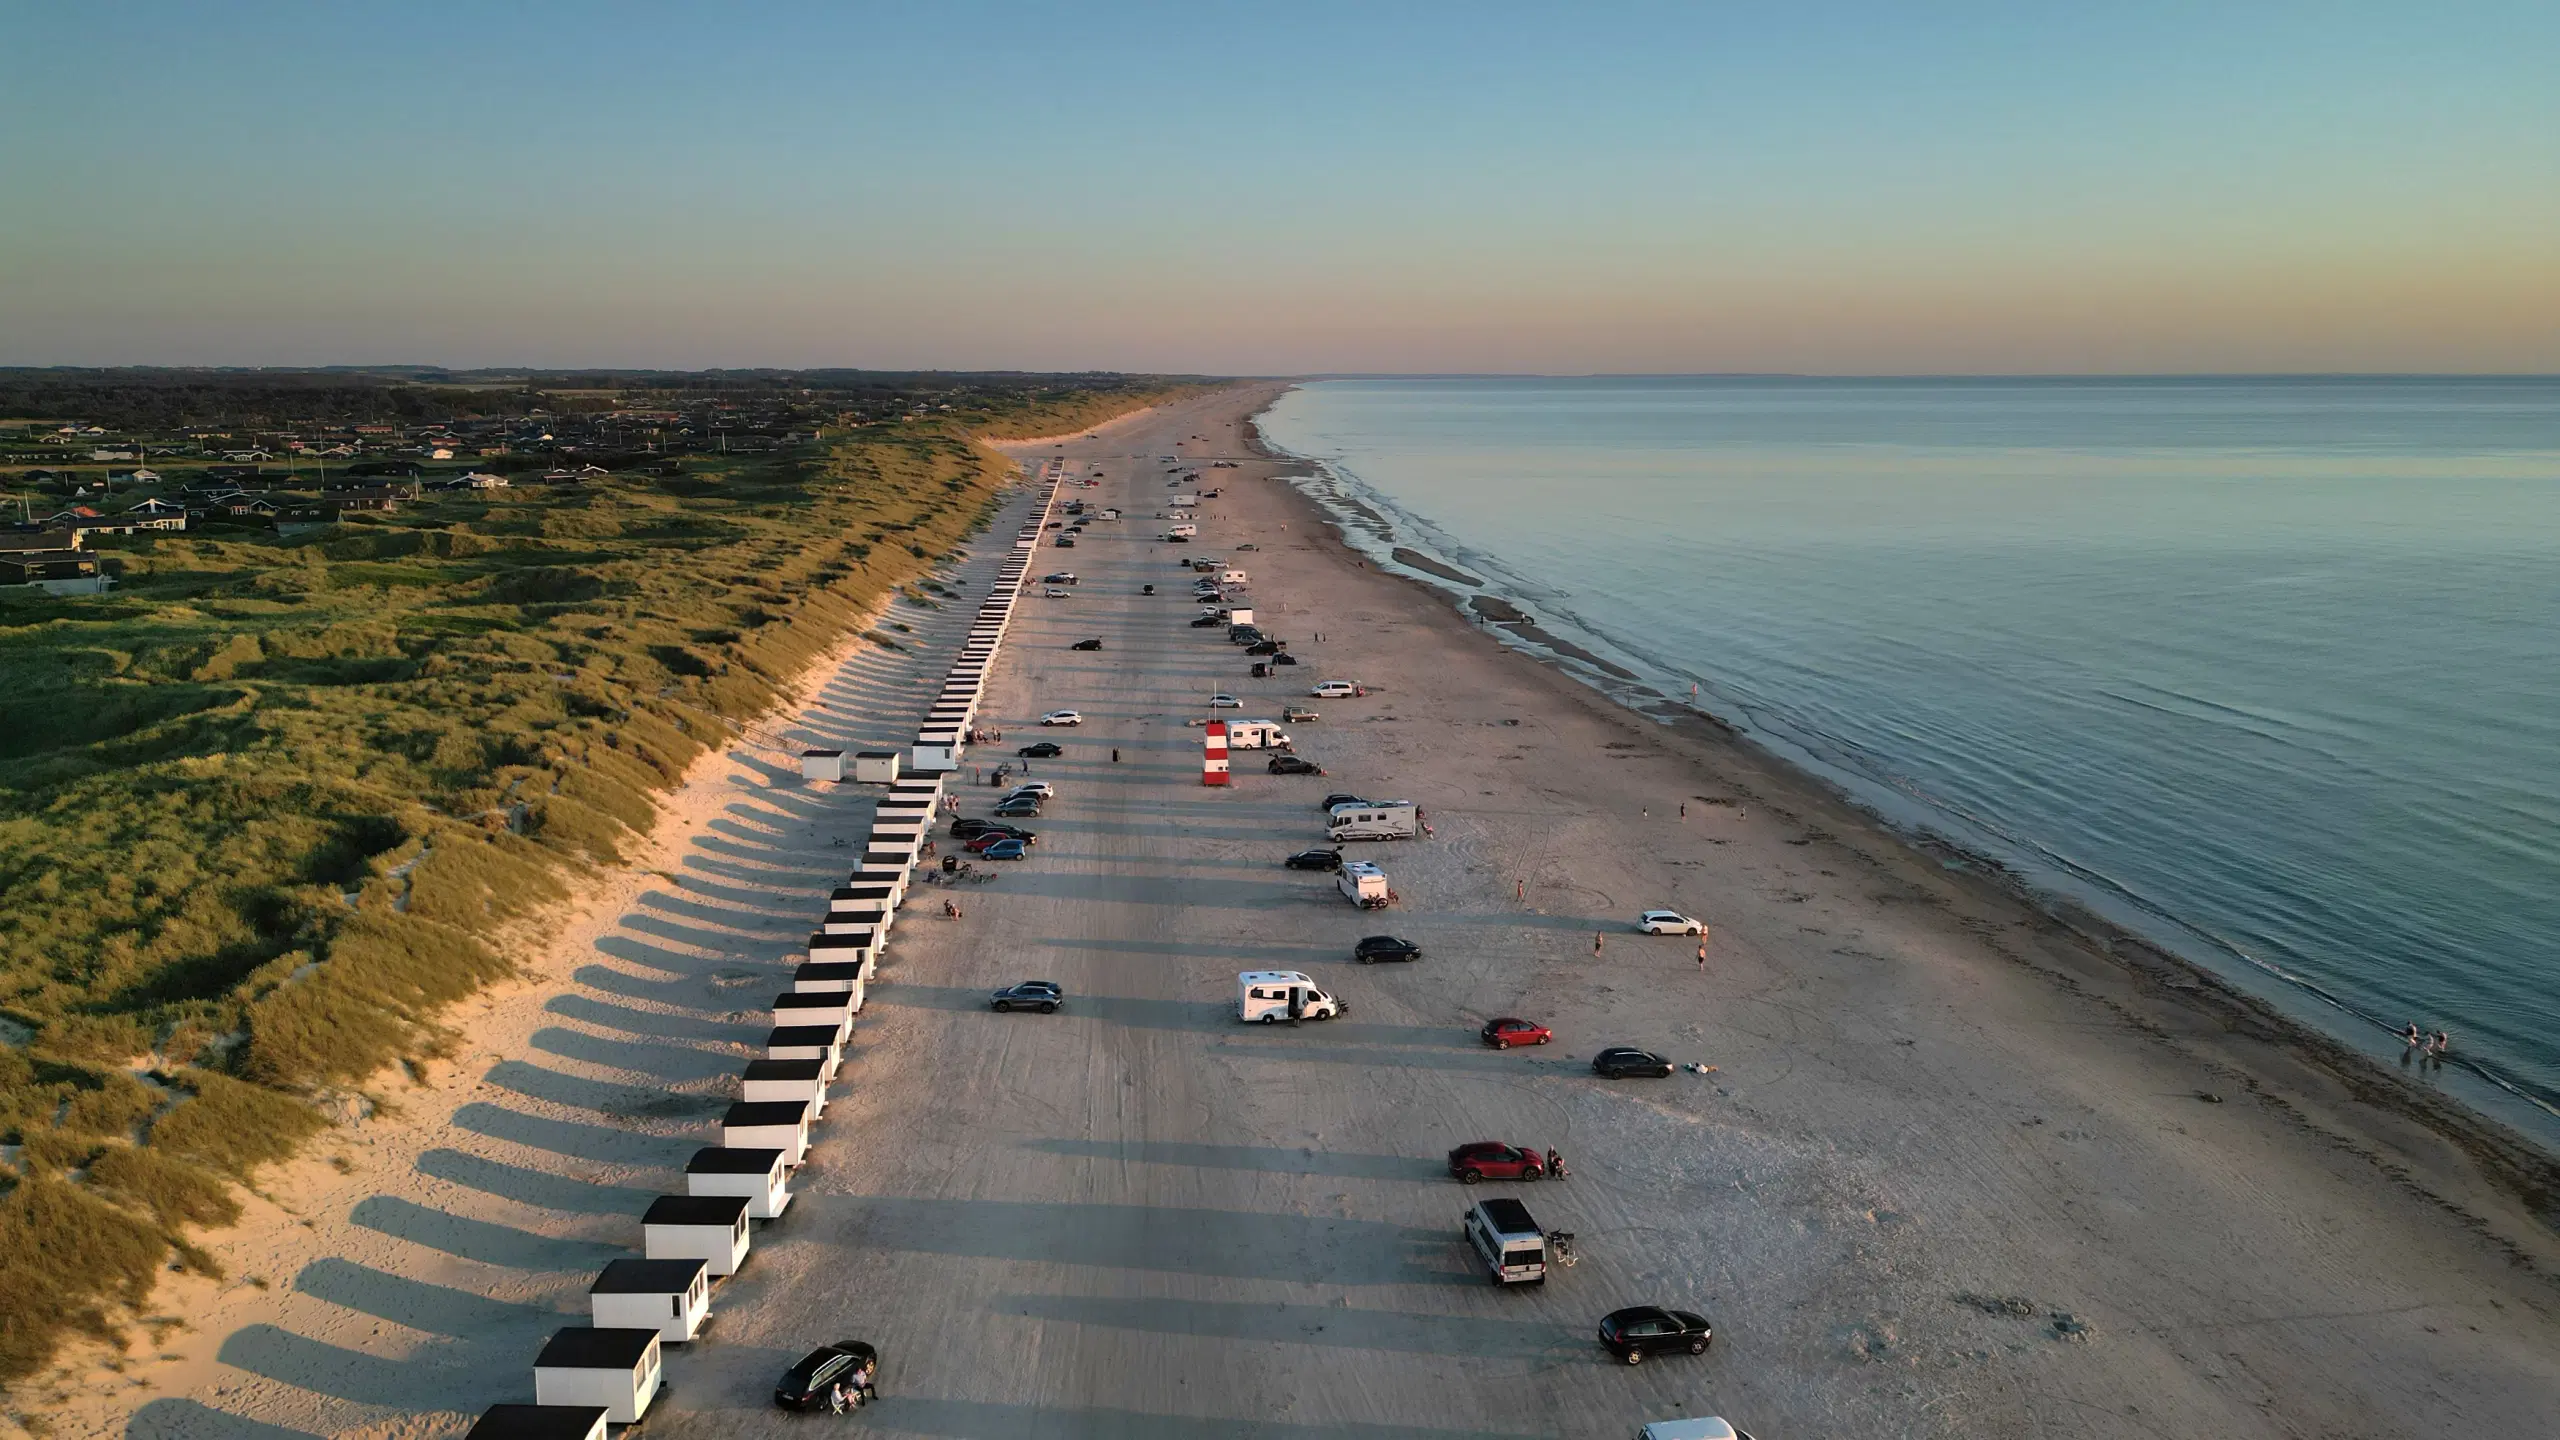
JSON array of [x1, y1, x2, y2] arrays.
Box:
[[3, 1, 2555, 374]]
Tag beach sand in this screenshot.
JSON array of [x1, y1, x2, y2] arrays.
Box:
[[30, 385, 2556, 1440]]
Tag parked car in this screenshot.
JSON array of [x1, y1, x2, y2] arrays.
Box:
[[1283, 848, 1342, 871], [1017, 741, 1063, 758], [1208, 694, 1241, 708], [991, 800, 1043, 819], [1044, 586, 1069, 597], [1245, 640, 1282, 656], [1004, 781, 1056, 799], [1142, 583, 1156, 595], [1320, 793, 1372, 810], [1235, 541, 1257, 549], [773, 1341, 878, 1410], [1311, 680, 1359, 697], [1637, 909, 1705, 935], [1447, 1140, 1546, 1183], [1190, 615, 1225, 628], [1639, 1421, 1758, 1440], [1593, 1046, 1675, 1079], [1042, 572, 1077, 584], [1354, 935, 1421, 964], [1041, 710, 1083, 726], [971, 823, 1036, 843], [1271, 653, 1300, 666], [1481, 1017, 1552, 1049], [1071, 638, 1104, 651], [990, 981, 1064, 1013], [1597, 1306, 1713, 1364], [1268, 755, 1325, 775], [965, 830, 1019, 853], [980, 837, 1028, 860], [1284, 707, 1319, 722]]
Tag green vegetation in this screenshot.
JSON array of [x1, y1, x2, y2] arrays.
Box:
[[0, 386, 1192, 1388]]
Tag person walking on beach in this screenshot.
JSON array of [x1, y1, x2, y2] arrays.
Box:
[[1593, 931, 1605, 959], [1697, 936, 1710, 971], [1516, 879, 1525, 903]]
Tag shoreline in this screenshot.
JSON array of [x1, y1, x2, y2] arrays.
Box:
[[1240, 391, 2560, 1227]]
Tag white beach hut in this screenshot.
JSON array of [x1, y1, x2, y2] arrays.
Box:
[[642, 1193, 751, 1277], [765, 1023, 841, 1067], [465, 1403, 607, 1440], [741, 1057, 830, 1118], [587, 1257, 709, 1342], [799, 750, 844, 782], [721, 1098, 811, 1166], [686, 1144, 792, 1219], [532, 1327, 662, 1424], [773, 989, 853, 1040], [853, 750, 901, 783]]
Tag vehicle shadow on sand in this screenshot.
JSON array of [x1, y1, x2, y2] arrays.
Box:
[[824, 1195, 1461, 1287], [1022, 1137, 1442, 1182]]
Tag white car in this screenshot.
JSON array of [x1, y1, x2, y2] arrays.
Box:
[[1208, 694, 1242, 709], [1003, 782, 1055, 800], [1311, 681, 1359, 698], [1637, 909, 1705, 935], [1040, 710, 1083, 727], [1044, 586, 1069, 598]]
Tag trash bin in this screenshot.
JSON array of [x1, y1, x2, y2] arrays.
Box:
[[1252, 662, 1270, 678], [942, 854, 958, 873]]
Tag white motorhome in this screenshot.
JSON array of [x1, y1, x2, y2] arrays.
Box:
[[1236, 970, 1345, 1024], [1167, 523, 1198, 540], [1330, 800, 1419, 842], [1170, 492, 1200, 506], [1338, 861, 1390, 908], [1220, 569, 1248, 585], [1224, 720, 1292, 750]]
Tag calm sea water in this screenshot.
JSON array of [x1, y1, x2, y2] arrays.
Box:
[[1259, 377, 2560, 1141]]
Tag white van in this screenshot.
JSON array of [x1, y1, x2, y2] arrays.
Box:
[[1330, 801, 1418, 842], [1170, 492, 1200, 506], [1168, 523, 1197, 540], [1637, 1422, 1755, 1440], [1220, 569, 1248, 585], [1225, 720, 1291, 750], [1463, 1197, 1547, 1285], [1338, 861, 1390, 908], [1236, 971, 1344, 1024]]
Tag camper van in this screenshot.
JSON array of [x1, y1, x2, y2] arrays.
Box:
[[1224, 720, 1292, 751], [1167, 523, 1198, 540], [1463, 1197, 1549, 1285], [1221, 569, 1249, 585], [1170, 492, 1200, 506], [1236, 971, 1345, 1024], [1338, 861, 1390, 908], [1330, 801, 1420, 842]]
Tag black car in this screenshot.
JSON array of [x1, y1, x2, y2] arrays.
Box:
[[1283, 848, 1342, 871], [1017, 741, 1063, 758], [1071, 638, 1103, 651], [992, 800, 1043, 818], [1354, 935, 1421, 964], [1271, 652, 1300, 666], [1321, 793, 1372, 811], [1268, 755, 1324, 776], [1190, 615, 1225, 628], [774, 1340, 878, 1409], [1245, 640, 1282, 656], [990, 981, 1064, 1013], [962, 822, 1036, 843], [1592, 1046, 1675, 1078], [1142, 584, 1156, 595], [951, 817, 1000, 838], [1597, 1306, 1712, 1364]]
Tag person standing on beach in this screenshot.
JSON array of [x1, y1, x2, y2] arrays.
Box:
[[1697, 935, 1710, 971], [1593, 931, 1605, 959]]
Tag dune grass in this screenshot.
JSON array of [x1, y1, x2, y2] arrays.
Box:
[[0, 393, 1189, 1388]]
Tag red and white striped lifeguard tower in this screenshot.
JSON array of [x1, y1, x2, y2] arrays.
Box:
[[1202, 720, 1230, 786]]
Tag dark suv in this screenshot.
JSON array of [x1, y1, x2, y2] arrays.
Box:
[[1353, 935, 1421, 964], [1447, 1140, 1546, 1184], [774, 1340, 878, 1409]]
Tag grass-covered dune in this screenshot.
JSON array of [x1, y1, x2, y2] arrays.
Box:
[[0, 386, 1184, 1386]]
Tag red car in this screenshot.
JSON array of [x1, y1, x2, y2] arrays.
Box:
[[1447, 1140, 1547, 1184], [964, 831, 1021, 854], [1480, 1017, 1551, 1049]]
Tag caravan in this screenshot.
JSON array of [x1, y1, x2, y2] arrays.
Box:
[[1329, 800, 1419, 842], [1236, 971, 1345, 1024], [1338, 861, 1390, 908]]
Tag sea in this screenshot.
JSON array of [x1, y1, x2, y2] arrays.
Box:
[[1257, 376, 2560, 1146]]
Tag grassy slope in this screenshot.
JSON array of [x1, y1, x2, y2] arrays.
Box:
[[0, 388, 1191, 1387]]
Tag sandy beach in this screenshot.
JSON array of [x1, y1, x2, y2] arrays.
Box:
[[33, 384, 2558, 1440]]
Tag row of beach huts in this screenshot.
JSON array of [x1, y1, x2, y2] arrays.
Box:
[[467, 472, 1064, 1440]]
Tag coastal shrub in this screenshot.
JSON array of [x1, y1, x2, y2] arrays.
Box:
[[146, 1070, 321, 1176], [0, 1178, 168, 1382], [83, 1145, 240, 1230]]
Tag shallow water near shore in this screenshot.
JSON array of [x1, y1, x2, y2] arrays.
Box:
[[1259, 375, 2560, 1145]]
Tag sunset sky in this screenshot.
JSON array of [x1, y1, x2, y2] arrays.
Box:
[[5, 1, 2554, 373]]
